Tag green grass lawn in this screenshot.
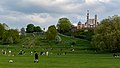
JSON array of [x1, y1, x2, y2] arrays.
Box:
[[0, 34, 120, 68], [0, 53, 120, 68]]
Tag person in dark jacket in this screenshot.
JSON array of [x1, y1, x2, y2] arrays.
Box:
[[34, 51, 38, 63]]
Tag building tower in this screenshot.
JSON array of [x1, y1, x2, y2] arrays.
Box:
[[86, 10, 89, 27], [95, 14, 97, 27], [77, 21, 81, 30]]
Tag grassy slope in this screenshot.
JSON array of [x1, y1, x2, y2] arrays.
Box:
[[0, 34, 119, 68]]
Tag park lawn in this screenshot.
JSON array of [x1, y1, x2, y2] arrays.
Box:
[[0, 53, 120, 68], [0, 34, 119, 68]]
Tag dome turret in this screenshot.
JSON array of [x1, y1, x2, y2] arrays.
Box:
[[78, 21, 82, 25]]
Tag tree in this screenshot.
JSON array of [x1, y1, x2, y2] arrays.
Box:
[[34, 26, 42, 32], [5, 37, 13, 44], [0, 23, 5, 39], [2, 29, 20, 44], [46, 25, 58, 40], [92, 16, 120, 52], [72, 28, 94, 40], [57, 18, 71, 34], [21, 27, 26, 36], [26, 24, 35, 33]]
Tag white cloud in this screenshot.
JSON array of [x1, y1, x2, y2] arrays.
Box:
[[24, 0, 69, 6], [0, 0, 120, 29], [4, 16, 18, 21], [26, 13, 56, 24], [99, 0, 110, 3], [85, 0, 97, 4], [85, 0, 111, 4]]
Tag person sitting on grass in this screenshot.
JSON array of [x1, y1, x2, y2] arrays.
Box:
[[113, 53, 117, 57], [113, 53, 120, 58], [34, 51, 38, 63]]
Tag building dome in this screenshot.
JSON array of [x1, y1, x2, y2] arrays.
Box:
[[78, 21, 82, 25]]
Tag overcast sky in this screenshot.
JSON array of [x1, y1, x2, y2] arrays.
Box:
[[0, 0, 120, 29]]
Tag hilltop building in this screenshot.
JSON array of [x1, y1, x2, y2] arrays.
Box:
[[72, 10, 99, 31], [77, 21, 85, 29], [85, 10, 98, 28]]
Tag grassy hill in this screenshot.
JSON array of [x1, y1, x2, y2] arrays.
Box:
[[24, 33, 91, 53], [0, 33, 92, 55], [0, 33, 120, 68]]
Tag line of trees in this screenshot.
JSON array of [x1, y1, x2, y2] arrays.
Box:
[[24, 18, 94, 42]]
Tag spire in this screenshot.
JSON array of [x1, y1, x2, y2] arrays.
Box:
[[87, 10, 89, 20], [95, 14, 97, 27], [86, 10, 89, 27]]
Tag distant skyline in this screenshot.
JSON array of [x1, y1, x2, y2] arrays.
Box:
[[0, 0, 119, 29]]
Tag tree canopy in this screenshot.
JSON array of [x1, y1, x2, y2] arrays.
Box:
[[92, 16, 120, 52], [57, 18, 71, 34], [0, 23, 20, 44], [46, 25, 58, 40], [26, 24, 35, 33], [2, 29, 20, 44], [0, 23, 5, 39], [26, 24, 42, 33], [34, 26, 42, 32]]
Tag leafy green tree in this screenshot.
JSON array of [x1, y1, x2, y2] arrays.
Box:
[[72, 28, 94, 40], [34, 26, 42, 32], [57, 18, 71, 34], [2, 29, 20, 44], [92, 16, 120, 52], [0, 23, 5, 39], [26, 24, 35, 33], [6, 37, 13, 44], [46, 25, 58, 40]]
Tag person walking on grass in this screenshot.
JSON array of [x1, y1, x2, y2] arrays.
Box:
[[34, 51, 38, 63]]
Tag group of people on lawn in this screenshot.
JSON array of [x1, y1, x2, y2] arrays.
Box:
[[113, 53, 120, 58], [1, 48, 68, 63]]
